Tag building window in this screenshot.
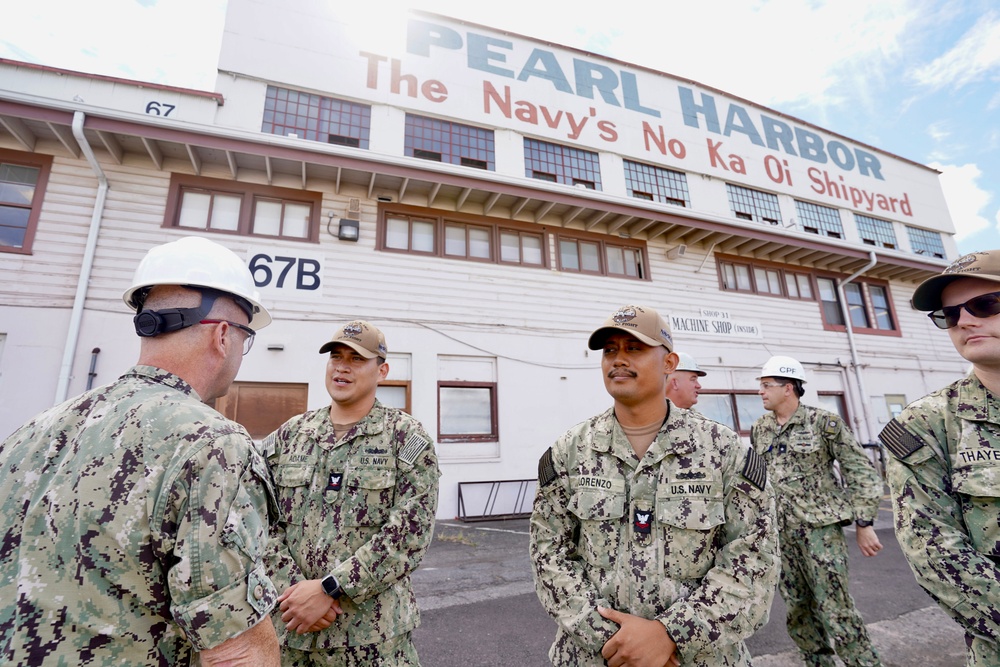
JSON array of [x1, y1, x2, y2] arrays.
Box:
[[906, 226, 946, 258], [816, 276, 899, 334], [698, 392, 767, 436], [165, 174, 321, 241], [855, 213, 897, 249], [557, 234, 647, 279], [524, 138, 602, 190], [726, 183, 782, 225], [405, 114, 494, 170], [438, 381, 498, 442], [377, 381, 412, 414], [717, 256, 812, 300], [0, 150, 52, 254], [380, 206, 548, 268], [623, 160, 689, 207], [262, 86, 371, 149], [795, 200, 843, 238], [701, 391, 847, 435], [212, 381, 309, 440]]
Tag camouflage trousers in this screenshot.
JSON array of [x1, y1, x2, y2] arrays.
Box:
[[281, 632, 420, 667], [778, 523, 881, 667]]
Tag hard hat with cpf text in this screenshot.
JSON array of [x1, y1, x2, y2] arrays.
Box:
[[588, 305, 673, 352], [673, 351, 707, 376], [123, 236, 271, 330], [757, 355, 807, 383]]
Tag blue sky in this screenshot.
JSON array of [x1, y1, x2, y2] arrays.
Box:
[[3, 0, 998, 255]]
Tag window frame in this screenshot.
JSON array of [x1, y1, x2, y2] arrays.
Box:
[[379, 204, 550, 268], [0, 149, 53, 255], [404, 113, 495, 171], [814, 272, 901, 336], [700, 390, 850, 436], [376, 380, 412, 414], [523, 138, 602, 190], [623, 159, 690, 207], [855, 213, 898, 249], [164, 174, 322, 242], [794, 199, 844, 238], [554, 229, 649, 280], [437, 380, 499, 443], [726, 183, 782, 225], [262, 85, 371, 149], [905, 225, 946, 259], [716, 254, 813, 301]]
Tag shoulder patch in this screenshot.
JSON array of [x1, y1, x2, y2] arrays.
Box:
[[822, 416, 840, 436], [538, 447, 557, 487], [399, 433, 430, 465], [878, 419, 925, 460], [741, 447, 767, 491]]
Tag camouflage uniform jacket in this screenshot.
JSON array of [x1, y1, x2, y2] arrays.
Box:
[[879, 374, 1000, 663], [530, 406, 779, 666], [263, 400, 440, 650], [751, 404, 881, 530], [0, 365, 277, 666]]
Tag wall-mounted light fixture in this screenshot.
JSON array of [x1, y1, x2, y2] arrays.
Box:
[[337, 218, 360, 242], [266, 343, 285, 351], [665, 244, 687, 260]]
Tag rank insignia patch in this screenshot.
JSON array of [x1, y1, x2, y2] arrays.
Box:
[[633, 508, 652, 535], [327, 472, 343, 491]]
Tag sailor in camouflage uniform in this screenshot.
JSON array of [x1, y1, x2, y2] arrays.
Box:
[[0, 236, 280, 665], [751, 355, 883, 667], [878, 251, 1000, 667], [531, 305, 779, 667], [263, 321, 440, 666]]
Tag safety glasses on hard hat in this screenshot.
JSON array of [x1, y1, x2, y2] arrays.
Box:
[[928, 291, 1000, 329]]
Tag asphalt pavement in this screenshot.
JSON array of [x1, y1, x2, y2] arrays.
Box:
[[411, 497, 968, 666]]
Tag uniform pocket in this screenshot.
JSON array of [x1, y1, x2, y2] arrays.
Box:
[[273, 463, 314, 525], [340, 468, 396, 526], [656, 498, 726, 579], [568, 490, 625, 568], [952, 463, 1000, 557]]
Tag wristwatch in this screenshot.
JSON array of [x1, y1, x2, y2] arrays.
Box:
[[321, 573, 342, 599], [855, 519, 874, 528]]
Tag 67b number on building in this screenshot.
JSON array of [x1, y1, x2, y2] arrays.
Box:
[[249, 253, 321, 291]]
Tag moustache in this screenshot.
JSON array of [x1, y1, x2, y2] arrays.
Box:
[[608, 370, 637, 379]]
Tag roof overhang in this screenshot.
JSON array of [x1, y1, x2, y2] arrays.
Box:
[[0, 97, 948, 284]]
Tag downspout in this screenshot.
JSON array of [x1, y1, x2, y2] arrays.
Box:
[[55, 111, 108, 404], [835, 250, 878, 442]]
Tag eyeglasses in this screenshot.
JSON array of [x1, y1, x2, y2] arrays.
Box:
[[928, 291, 1000, 329], [200, 319, 256, 355], [759, 382, 788, 390]]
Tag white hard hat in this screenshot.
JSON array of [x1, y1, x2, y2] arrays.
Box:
[[673, 351, 706, 376], [123, 236, 271, 330], [757, 355, 807, 383]]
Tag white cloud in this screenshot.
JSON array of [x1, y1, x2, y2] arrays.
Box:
[[910, 11, 1000, 90], [930, 162, 994, 241]]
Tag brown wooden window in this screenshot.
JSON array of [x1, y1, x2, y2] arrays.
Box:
[[212, 381, 309, 440], [816, 276, 899, 335], [0, 149, 52, 255], [164, 174, 321, 242], [438, 381, 498, 442], [717, 255, 812, 300], [557, 233, 648, 279], [376, 380, 412, 414], [700, 390, 848, 436]]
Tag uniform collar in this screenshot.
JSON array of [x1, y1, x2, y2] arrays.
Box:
[[956, 373, 998, 423], [321, 399, 387, 449], [590, 405, 698, 462], [127, 365, 198, 399]]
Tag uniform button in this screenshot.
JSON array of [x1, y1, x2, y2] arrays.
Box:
[[254, 585, 264, 600]]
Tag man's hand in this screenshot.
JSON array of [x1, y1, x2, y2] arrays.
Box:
[[278, 579, 343, 634], [856, 525, 883, 557], [598, 606, 678, 667]]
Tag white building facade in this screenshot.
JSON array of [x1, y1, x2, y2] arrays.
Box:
[[0, 1, 965, 519]]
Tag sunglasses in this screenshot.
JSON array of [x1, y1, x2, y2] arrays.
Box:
[[928, 291, 1000, 329], [200, 319, 256, 355]]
